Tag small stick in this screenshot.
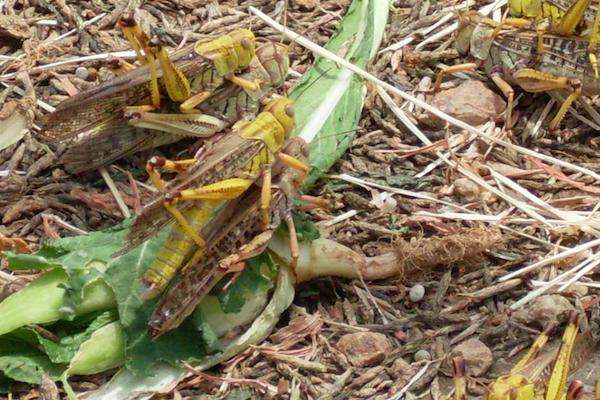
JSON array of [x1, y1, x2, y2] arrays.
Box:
[[99, 167, 131, 219]]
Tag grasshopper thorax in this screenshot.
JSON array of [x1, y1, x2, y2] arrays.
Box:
[[195, 29, 256, 76], [263, 96, 296, 137]]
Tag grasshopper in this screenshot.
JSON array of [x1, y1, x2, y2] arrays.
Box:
[[147, 137, 309, 338], [439, 11, 600, 130], [41, 17, 260, 155], [507, 0, 599, 37], [57, 41, 290, 173], [483, 311, 599, 400], [115, 96, 308, 301]]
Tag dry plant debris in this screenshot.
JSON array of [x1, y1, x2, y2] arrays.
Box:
[[0, 0, 598, 398]]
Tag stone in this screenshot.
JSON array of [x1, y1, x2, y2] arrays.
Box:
[[427, 80, 506, 127], [337, 332, 392, 367], [75, 66, 89, 80], [449, 338, 493, 377], [414, 349, 431, 362], [513, 295, 574, 329], [409, 284, 425, 302]]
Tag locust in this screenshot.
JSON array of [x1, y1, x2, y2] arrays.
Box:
[[115, 96, 309, 301], [437, 11, 600, 130], [479, 311, 599, 399], [41, 17, 265, 172], [507, 0, 598, 35], [494, 0, 600, 77], [507, 0, 599, 37], [147, 137, 310, 338], [56, 41, 290, 173]]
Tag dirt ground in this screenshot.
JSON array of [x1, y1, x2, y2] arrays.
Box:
[[0, 0, 599, 399]]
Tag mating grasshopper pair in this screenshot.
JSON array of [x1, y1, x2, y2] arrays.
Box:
[[147, 137, 310, 338], [435, 9, 600, 131], [41, 16, 289, 173], [43, 18, 310, 335]]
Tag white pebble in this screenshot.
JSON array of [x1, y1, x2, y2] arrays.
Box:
[[409, 284, 425, 302], [75, 66, 89, 80], [414, 349, 431, 362]]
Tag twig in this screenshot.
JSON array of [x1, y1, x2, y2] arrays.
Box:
[[499, 238, 600, 282], [249, 6, 600, 181], [98, 167, 131, 219]]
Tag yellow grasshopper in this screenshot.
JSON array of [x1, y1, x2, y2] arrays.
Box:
[[147, 137, 311, 337], [437, 11, 600, 130], [41, 17, 260, 154], [57, 41, 290, 173], [115, 96, 308, 301]]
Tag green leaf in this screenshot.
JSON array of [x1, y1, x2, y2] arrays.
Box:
[[290, 0, 390, 187], [217, 253, 277, 313], [0, 337, 63, 384], [32, 310, 117, 364]]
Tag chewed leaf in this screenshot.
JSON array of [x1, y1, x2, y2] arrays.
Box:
[[290, 0, 389, 187]]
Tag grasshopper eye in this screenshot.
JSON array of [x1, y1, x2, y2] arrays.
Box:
[[285, 104, 295, 117], [241, 38, 252, 49]]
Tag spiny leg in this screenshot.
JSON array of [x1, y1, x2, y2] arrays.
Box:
[[146, 156, 196, 191], [490, 68, 516, 129], [117, 15, 161, 107], [512, 68, 581, 130], [432, 63, 478, 93], [226, 73, 261, 92], [511, 323, 555, 374], [283, 211, 299, 276], [218, 229, 276, 273], [125, 108, 227, 137], [151, 36, 191, 103], [554, 0, 591, 35], [179, 91, 212, 113], [276, 152, 310, 186], [260, 165, 272, 229], [544, 311, 579, 400], [549, 81, 582, 131], [117, 13, 150, 65]]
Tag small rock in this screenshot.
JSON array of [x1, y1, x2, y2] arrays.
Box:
[[75, 66, 89, 80], [513, 295, 574, 329], [449, 338, 493, 377], [293, 0, 318, 9], [454, 177, 496, 204], [427, 80, 506, 127], [337, 332, 392, 367], [409, 284, 425, 302], [414, 349, 431, 362]]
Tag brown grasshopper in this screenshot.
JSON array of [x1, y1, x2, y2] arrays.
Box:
[[114, 96, 308, 302], [40, 17, 275, 173], [436, 11, 600, 130], [57, 41, 290, 173], [147, 137, 310, 338]]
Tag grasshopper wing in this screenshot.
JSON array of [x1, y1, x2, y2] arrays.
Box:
[[41, 44, 210, 142], [115, 133, 265, 256]]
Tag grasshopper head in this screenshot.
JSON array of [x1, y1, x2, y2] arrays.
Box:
[[228, 28, 257, 69], [263, 96, 295, 137], [255, 42, 290, 87]]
